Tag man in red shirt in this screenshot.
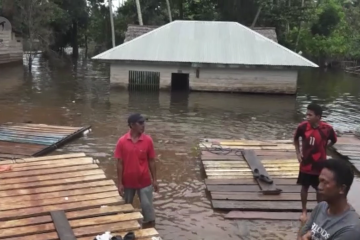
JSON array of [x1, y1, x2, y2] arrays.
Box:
[[114, 113, 158, 228], [294, 103, 337, 223]]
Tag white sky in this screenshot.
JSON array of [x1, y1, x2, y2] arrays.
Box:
[[111, 0, 127, 9]]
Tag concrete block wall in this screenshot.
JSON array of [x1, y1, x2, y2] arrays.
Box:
[[110, 62, 298, 94], [0, 30, 23, 65]]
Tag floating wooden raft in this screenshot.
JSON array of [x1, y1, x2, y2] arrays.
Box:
[[199, 139, 317, 220], [0, 153, 159, 240], [0, 123, 91, 159], [329, 134, 360, 173]]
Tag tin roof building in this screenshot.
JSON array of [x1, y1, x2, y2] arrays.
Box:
[[93, 20, 318, 94]]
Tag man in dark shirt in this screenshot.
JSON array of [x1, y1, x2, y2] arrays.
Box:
[[298, 159, 360, 240], [294, 103, 337, 222]]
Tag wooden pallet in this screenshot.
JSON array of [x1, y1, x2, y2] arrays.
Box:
[[0, 153, 159, 239], [199, 139, 318, 219], [0, 123, 91, 159]]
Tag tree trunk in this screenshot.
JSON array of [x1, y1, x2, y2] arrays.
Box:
[[72, 20, 79, 58], [251, 6, 262, 27], [135, 0, 143, 25], [295, 0, 304, 51], [28, 53, 33, 71], [109, 0, 116, 47], [178, 0, 184, 19], [166, 0, 172, 22], [85, 34, 88, 57]]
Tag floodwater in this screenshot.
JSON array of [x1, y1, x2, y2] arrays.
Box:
[[1, 56, 360, 240]]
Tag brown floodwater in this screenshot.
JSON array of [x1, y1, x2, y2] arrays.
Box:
[[1, 56, 360, 240]]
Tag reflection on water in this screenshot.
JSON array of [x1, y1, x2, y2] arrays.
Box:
[[1, 57, 360, 240]]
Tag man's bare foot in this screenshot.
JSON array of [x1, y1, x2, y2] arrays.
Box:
[[300, 211, 308, 223]]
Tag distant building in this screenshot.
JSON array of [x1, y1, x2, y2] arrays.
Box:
[[0, 16, 23, 65], [92, 20, 318, 94]]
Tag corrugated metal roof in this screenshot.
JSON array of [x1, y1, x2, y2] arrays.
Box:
[[92, 20, 318, 67], [124, 24, 279, 42]]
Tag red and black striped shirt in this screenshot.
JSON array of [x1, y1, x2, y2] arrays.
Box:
[[294, 121, 337, 175]]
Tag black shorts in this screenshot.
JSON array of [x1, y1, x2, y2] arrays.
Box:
[[297, 172, 319, 190]]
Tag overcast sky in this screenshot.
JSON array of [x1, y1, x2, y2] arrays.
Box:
[[111, 0, 127, 9]]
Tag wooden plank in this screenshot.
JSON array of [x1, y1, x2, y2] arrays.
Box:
[[207, 175, 297, 179], [12, 123, 81, 130], [77, 228, 159, 240], [5, 157, 94, 168], [0, 153, 86, 165], [1, 213, 142, 239], [254, 150, 296, 157], [0, 169, 105, 185], [0, 179, 114, 198], [2, 185, 118, 204], [212, 200, 317, 211], [0, 191, 120, 211], [202, 161, 299, 167], [224, 211, 302, 220], [217, 141, 277, 146], [0, 164, 99, 179], [207, 184, 260, 192], [210, 192, 316, 201], [0, 196, 123, 220], [51, 211, 76, 240], [204, 167, 299, 172], [335, 145, 360, 152], [205, 171, 298, 177], [205, 178, 297, 185], [207, 184, 315, 193], [0, 174, 107, 191], [242, 150, 280, 193], [9, 158, 96, 172], [0, 205, 135, 229], [261, 145, 295, 150], [0, 125, 77, 132]]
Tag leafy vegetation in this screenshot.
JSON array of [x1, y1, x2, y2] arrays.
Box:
[[1, 0, 360, 65]]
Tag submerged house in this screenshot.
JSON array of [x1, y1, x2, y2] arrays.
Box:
[[0, 16, 23, 65], [92, 20, 318, 94]]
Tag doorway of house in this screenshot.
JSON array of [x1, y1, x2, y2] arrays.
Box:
[[171, 73, 189, 91]]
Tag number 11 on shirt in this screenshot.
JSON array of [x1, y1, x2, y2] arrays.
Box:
[[309, 136, 315, 146]]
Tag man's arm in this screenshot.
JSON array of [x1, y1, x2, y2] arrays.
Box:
[[327, 127, 337, 147], [114, 139, 124, 195], [148, 138, 158, 192], [117, 159, 123, 186], [294, 124, 304, 162], [298, 203, 322, 239]]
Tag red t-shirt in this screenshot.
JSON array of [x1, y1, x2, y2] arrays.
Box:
[[294, 121, 337, 175], [114, 132, 155, 189]]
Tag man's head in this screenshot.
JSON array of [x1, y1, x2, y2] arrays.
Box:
[[128, 113, 145, 134], [306, 103, 323, 125], [318, 159, 354, 203]]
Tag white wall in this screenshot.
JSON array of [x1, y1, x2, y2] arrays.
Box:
[[110, 62, 298, 94]]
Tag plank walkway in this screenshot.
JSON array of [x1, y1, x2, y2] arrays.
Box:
[[0, 123, 91, 159], [199, 138, 317, 220], [329, 133, 360, 173], [0, 153, 160, 240]]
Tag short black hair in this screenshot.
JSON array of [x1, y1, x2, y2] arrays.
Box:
[[307, 103, 323, 117], [322, 159, 354, 195]]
